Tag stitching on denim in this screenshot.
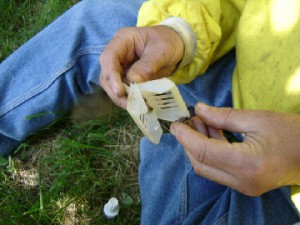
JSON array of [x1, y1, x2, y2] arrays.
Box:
[[176, 174, 187, 223], [178, 84, 202, 104], [178, 173, 187, 217], [213, 212, 229, 225], [279, 187, 300, 218], [0, 46, 104, 117], [175, 148, 193, 225], [185, 150, 192, 172]]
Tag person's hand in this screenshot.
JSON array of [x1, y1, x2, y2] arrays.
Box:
[[99, 26, 184, 108], [170, 103, 300, 196]]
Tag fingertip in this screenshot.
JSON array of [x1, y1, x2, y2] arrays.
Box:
[[195, 102, 209, 113], [208, 127, 226, 140], [170, 121, 187, 136], [127, 73, 145, 83], [185, 119, 196, 130], [110, 78, 127, 97], [191, 116, 209, 136], [111, 95, 127, 109], [170, 122, 179, 136], [118, 97, 128, 109]]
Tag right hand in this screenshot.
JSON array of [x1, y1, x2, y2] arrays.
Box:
[[99, 26, 184, 108], [171, 103, 300, 196]]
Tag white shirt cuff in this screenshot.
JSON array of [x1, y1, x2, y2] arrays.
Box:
[[159, 17, 197, 69]]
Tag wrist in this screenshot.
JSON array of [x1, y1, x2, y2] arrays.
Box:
[[159, 17, 197, 70]]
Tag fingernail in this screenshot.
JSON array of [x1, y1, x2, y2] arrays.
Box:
[[129, 73, 144, 83], [197, 102, 208, 111]]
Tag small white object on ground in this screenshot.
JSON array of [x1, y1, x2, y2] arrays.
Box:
[[103, 197, 119, 219]]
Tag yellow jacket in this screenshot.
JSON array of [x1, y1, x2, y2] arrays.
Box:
[[137, 0, 300, 212]]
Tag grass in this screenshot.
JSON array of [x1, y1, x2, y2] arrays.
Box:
[[0, 0, 79, 61], [0, 1, 142, 224]]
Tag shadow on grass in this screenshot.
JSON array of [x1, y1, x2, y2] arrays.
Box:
[[0, 91, 142, 224]]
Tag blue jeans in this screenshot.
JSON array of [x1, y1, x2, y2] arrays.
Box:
[[139, 51, 300, 225], [0, 0, 299, 224]]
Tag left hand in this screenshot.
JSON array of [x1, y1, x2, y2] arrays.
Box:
[[170, 103, 300, 196], [99, 26, 184, 108]]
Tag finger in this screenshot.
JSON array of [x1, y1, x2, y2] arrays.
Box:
[[190, 116, 225, 140], [186, 149, 269, 196], [100, 69, 126, 98], [185, 150, 239, 189], [190, 112, 225, 140], [126, 26, 183, 82], [100, 70, 127, 109], [195, 102, 258, 133], [191, 116, 209, 136], [100, 75, 128, 108], [99, 47, 126, 98], [207, 127, 226, 140], [183, 119, 196, 130], [99, 28, 138, 100], [126, 52, 176, 83], [170, 122, 244, 170]]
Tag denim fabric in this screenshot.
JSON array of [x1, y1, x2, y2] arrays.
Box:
[[139, 53, 300, 225], [178, 50, 236, 108], [0, 0, 145, 156], [140, 135, 300, 225], [1, 0, 300, 224]]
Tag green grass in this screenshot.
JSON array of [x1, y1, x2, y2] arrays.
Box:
[[0, 0, 78, 61], [0, 1, 142, 224]]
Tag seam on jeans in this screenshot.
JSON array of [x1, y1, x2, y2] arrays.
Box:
[[185, 150, 192, 172], [174, 176, 188, 225], [0, 46, 104, 117], [214, 212, 229, 225], [178, 173, 187, 218], [178, 84, 200, 105], [279, 187, 300, 218], [175, 150, 193, 225]]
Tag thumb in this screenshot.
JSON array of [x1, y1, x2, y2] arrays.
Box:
[[126, 40, 179, 82], [126, 56, 159, 83], [195, 102, 256, 133], [125, 26, 184, 83]]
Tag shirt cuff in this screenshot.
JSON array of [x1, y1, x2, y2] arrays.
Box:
[[159, 17, 197, 70]]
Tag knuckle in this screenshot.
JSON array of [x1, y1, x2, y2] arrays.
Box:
[[193, 164, 203, 176], [115, 27, 136, 39], [174, 126, 185, 142], [218, 108, 235, 126], [99, 53, 106, 64], [99, 73, 110, 87], [133, 61, 155, 78], [195, 143, 208, 164], [116, 27, 131, 34], [99, 51, 112, 69], [113, 28, 126, 39]]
